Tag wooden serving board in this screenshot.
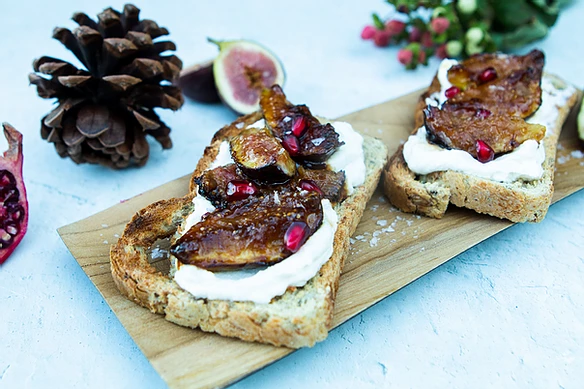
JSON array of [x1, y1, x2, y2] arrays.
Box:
[[58, 90, 584, 389]]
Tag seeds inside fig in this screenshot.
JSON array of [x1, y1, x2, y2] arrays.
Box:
[[177, 59, 221, 103], [209, 38, 285, 115]]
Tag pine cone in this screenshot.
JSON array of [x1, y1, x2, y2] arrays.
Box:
[[29, 4, 184, 168]]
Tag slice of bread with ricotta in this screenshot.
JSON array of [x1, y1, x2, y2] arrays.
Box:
[[111, 110, 387, 348], [384, 52, 580, 223]]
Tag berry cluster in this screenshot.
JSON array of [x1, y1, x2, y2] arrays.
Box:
[[361, 0, 564, 70]]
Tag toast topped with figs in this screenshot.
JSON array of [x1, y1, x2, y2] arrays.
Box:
[[111, 85, 388, 348], [384, 50, 580, 222]]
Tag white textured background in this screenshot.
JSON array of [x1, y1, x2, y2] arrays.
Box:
[[1, 1, 583, 388]]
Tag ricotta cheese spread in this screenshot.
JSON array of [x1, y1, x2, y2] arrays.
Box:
[[406, 59, 575, 183], [174, 120, 365, 303]]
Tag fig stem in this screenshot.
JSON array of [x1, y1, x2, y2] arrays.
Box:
[[207, 37, 225, 49]]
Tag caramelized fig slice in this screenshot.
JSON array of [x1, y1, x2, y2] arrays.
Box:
[[424, 105, 545, 158], [170, 190, 323, 270], [297, 167, 346, 203], [194, 163, 242, 207], [230, 126, 296, 184], [260, 85, 344, 167], [177, 59, 220, 103], [210, 38, 285, 115], [446, 50, 544, 118]]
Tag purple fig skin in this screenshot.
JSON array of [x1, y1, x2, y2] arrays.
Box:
[[177, 59, 221, 103]]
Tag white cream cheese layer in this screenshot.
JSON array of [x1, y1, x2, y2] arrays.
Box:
[[174, 199, 338, 304], [405, 59, 575, 183], [326, 121, 366, 194], [174, 120, 365, 303]]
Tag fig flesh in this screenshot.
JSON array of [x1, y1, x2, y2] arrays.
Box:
[[210, 39, 285, 115], [170, 190, 323, 270], [177, 59, 220, 103], [229, 126, 296, 184]]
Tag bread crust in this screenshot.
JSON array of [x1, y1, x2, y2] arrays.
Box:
[[111, 113, 388, 348], [384, 73, 581, 223]]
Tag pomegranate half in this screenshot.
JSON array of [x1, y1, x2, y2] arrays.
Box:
[[0, 123, 28, 264]]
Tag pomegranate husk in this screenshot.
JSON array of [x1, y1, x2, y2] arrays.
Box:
[[0, 123, 28, 264]]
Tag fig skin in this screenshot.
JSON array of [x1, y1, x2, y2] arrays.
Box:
[[209, 38, 286, 115], [177, 59, 221, 103]]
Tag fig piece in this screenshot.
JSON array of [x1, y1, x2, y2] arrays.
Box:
[[209, 38, 285, 115], [194, 164, 242, 207], [230, 126, 296, 184], [170, 190, 323, 270], [177, 59, 221, 103], [446, 50, 544, 118], [424, 105, 545, 158], [260, 85, 344, 168], [297, 168, 346, 203]]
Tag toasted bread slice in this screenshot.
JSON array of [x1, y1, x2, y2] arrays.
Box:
[[110, 112, 388, 348], [384, 73, 581, 223]]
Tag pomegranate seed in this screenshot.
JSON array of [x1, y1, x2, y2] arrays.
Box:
[[226, 180, 257, 201], [408, 27, 421, 42], [282, 134, 300, 156], [478, 67, 497, 83], [299, 179, 323, 195], [360, 25, 376, 40], [418, 50, 427, 64], [291, 116, 307, 137], [444, 86, 460, 99], [476, 108, 492, 119], [436, 44, 448, 59], [284, 221, 310, 253], [476, 140, 495, 163]]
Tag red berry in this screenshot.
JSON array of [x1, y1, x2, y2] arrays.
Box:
[[418, 50, 427, 64], [291, 116, 307, 137], [361, 25, 376, 40], [408, 27, 422, 42], [225, 180, 258, 201], [476, 140, 495, 163], [299, 179, 323, 195], [385, 20, 406, 35], [282, 134, 300, 156], [476, 108, 492, 119], [436, 44, 448, 59], [284, 221, 310, 253], [479, 67, 497, 83], [430, 17, 450, 34], [374, 30, 391, 47], [444, 86, 460, 99], [421, 31, 433, 48], [397, 49, 413, 65]]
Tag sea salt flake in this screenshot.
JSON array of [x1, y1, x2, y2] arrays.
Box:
[[571, 150, 584, 159], [101, 224, 109, 228], [376, 220, 388, 227], [103, 240, 109, 244]]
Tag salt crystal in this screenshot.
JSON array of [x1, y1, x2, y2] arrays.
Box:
[[114, 234, 120, 238], [370, 237, 379, 247], [406, 220, 413, 226], [557, 155, 569, 164], [101, 224, 109, 228], [151, 247, 167, 259], [571, 150, 584, 159], [103, 240, 109, 244], [235, 122, 244, 129], [376, 220, 387, 227]]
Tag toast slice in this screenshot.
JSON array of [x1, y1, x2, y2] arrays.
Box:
[[384, 67, 580, 223], [111, 111, 388, 348]]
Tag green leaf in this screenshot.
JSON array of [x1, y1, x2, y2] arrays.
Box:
[[490, 0, 537, 30], [372, 13, 385, 30], [491, 17, 549, 50]]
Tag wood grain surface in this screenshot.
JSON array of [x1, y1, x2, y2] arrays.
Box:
[[58, 90, 584, 389]]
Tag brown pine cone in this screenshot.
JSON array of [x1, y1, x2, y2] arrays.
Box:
[[29, 4, 184, 168]]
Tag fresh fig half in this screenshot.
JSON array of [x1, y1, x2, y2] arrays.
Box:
[[177, 59, 221, 103], [0, 123, 28, 265], [209, 38, 285, 115]]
